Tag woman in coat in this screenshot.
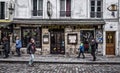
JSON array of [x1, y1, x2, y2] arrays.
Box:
[[16, 36, 22, 57]]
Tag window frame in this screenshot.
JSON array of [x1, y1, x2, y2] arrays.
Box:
[[90, 0, 103, 18], [0, 2, 5, 19], [32, 0, 43, 17], [60, 0, 71, 18]]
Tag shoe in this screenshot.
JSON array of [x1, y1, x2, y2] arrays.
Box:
[[83, 57, 85, 59], [3, 57, 7, 58], [77, 56, 80, 58], [93, 59, 96, 61], [28, 64, 33, 67], [17, 55, 21, 57]]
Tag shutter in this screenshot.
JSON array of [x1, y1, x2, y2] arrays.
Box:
[[5, 2, 9, 19]]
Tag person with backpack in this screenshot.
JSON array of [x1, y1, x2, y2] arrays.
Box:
[[16, 36, 22, 57], [27, 38, 36, 66], [77, 42, 85, 59]]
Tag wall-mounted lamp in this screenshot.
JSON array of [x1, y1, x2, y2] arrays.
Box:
[[98, 25, 101, 29], [8, 2, 14, 14], [47, 0, 52, 19], [107, 4, 117, 17]]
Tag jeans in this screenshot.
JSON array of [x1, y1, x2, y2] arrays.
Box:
[[16, 48, 21, 56], [91, 51, 96, 61], [29, 54, 34, 65], [78, 51, 85, 58]]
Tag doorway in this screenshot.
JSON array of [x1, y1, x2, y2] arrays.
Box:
[[106, 31, 115, 55], [50, 29, 65, 54]]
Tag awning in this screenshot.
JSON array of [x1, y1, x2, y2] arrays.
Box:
[[13, 19, 105, 25], [0, 22, 11, 27]]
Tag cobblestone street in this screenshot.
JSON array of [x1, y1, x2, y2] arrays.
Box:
[[0, 62, 120, 73]]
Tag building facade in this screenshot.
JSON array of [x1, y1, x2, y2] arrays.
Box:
[[1, 0, 119, 56], [0, 0, 14, 48]]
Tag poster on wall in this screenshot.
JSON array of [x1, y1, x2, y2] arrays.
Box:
[[43, 34, 49, 44], [67, 34, 77, 44], [96, 30, 103, 43]]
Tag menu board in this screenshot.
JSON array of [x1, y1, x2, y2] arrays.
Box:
[[68, 34, 77, 44], [43, 34, 49, 44]]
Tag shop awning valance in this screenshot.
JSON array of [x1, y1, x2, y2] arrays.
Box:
[[0, 21, 12, 27], [13, 19, 105, 25]]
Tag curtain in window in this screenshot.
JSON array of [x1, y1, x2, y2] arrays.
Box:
[[33, 0, 37, 16], [60, 0, 65, 16], [38, 0, 43, 16], [66, 0, 71, 17]]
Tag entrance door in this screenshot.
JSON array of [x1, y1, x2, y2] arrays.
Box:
[[50, 29, 65, 54], [106, 31, 115, 55]]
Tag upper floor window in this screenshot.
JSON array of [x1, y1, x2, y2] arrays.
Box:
[[60, 0, 71, 17], [32, 0, 43, 16], [0, 2, 5, 19], [90, 0, 102, 18]]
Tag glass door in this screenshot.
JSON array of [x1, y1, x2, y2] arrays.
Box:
[[50, 29, 65, 54]]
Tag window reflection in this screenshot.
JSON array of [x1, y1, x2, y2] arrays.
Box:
[[21, 27, 41, 48]]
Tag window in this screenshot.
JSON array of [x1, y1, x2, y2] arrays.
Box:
[[32, 0, 43, 16], [60, 0, 71, 17], [90, 0, 102, 18], [0, 2, 5, 19], [21, 27, 42, 48]]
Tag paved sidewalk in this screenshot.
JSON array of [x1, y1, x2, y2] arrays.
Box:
[[0, 54, 120, 64]]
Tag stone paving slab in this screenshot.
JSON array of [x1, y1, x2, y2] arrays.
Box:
[[0, 54, 120, 64]]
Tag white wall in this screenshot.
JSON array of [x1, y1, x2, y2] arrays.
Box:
[[103, 22, 119, 56], [103, 0, 118, 19], [72, 0, 88, 19], [14, 0, 31, 18], [13, 0, 119, 19], [14, 0, 88, 19]]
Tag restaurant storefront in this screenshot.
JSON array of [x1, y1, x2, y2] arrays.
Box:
[[13, 19, 105, 55]]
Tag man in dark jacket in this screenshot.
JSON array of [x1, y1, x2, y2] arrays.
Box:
[[27, 38, 36, 66], [2, 37, 10, 58], [90, 38, 97, 61]]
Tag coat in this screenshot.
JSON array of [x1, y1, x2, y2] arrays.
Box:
[[3, 41, 10, 53], [27, 43, 36, 54], [90, 40, 97, 53], [79, 43, 84, 52], [16, 39, 22, 48]]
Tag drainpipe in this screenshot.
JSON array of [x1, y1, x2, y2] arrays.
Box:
[[118, 0, 120, 56]]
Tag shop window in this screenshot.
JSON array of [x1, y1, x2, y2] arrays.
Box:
[[80, 30, 94, 52], [21, 27, 41, 48]]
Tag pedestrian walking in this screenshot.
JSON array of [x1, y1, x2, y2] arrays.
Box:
[[27, 38, 36, 66], [2, 37, 10, 58], [90, 38, 97, 61], [77, 42, 85, 59], [16, 36, 22, 57]]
